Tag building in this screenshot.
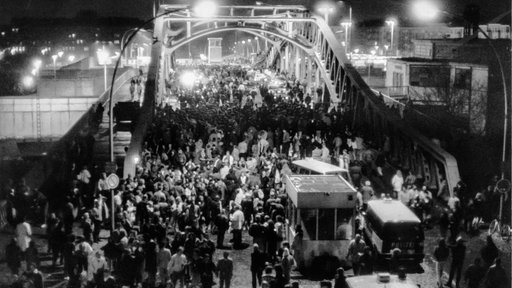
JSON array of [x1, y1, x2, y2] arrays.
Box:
[[208, 38, 222, 64], [383, 37, 510, 136], [385, 58, 488, 133], [348, 20, 510, 57], [0, 16, 143, 69]]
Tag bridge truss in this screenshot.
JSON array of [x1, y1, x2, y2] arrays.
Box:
[[125, 4, 460, 194]]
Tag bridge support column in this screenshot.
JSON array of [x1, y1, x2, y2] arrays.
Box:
[[294, 49, 301, 82], [306, 56, 313, 95]]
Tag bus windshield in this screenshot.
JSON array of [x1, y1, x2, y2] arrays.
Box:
[[383, 222, 424, 241]]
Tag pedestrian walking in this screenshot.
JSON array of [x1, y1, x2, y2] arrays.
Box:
[[168, 246, 187, 288], [334, 267, 349, 288], [87, 251, 108, 288], [5, 238, 22, 275], [280, 248, 295, 284], [446, 236, 466, 288], [217, 251, 233, 288], [200, 253, 218, 288], [483, 258, 508, 288], [464, 258, 486, 288], [230, 205, 244, 249], [215, 209, 230, 248], [251, 244, 266, 288], [157, 242, 171, 287], [347, 234, 366, 275], [15, 216, 32, 253], [433, 238, 450, 287], [480, 235, 499, 268]]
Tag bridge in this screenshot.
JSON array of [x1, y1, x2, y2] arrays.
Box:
[[28, 4, 461, 196]]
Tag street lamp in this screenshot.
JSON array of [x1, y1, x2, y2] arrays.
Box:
[[385, 20, 396, 55], [194, 0, 218, 18], [68, 55, 75, 62], [57, 51, 64, 58], [97, 46, 110, 92], [318, 6, 334, 25], [254, 37, 260, 52], [109, 3, 218, 167], [341, 21, 352, 53], [412, 1, 439, 22], [51, 54, 58, 79]]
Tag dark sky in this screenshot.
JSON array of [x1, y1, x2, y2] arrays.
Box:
[[0, 0, 509, 25]]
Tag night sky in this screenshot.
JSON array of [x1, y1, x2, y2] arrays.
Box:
[[0, 0, 510, 25]]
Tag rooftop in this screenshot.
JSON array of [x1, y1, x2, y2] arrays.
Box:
[[287, 175, 354, 193]]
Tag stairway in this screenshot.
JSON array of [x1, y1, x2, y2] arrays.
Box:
[[92, 80, 142, 168]]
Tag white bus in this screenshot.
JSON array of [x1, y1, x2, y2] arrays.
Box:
[[285, 174, 357, 278]]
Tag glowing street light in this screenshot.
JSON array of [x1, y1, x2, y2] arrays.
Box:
[[412, 1, 439, 21], [22, 75, 34, 89], [194, 0, 217, 18], [51, 54, 58, 79], [341, 21, 352, 53], [97, 47, 110, 91], [33, 59, 42, 69], [318, 6, 334, 24], [68, 55, 76, 62], [385, 19, 396, 55], [57, 51, 64, 58], [180, 71, 196, 88]]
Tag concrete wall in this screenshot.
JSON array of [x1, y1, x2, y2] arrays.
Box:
[[0, 96, 97, 139], [37, 78, 104, 97]]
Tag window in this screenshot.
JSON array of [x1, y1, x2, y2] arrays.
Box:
[[336, 208, 353, 240], [409, 65, 449, 87], [288, 203, 297, 230], [392, 72, 403, 87], [318, 209, 335, 240], [453, 68, 471, 89], [300, 209, 317, 240]]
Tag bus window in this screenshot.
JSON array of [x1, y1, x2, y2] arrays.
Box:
[[336, 209, 353, 240], [288, 203, 297, 230], [300, 208, 317, 240], [318, 209, 335, 240]]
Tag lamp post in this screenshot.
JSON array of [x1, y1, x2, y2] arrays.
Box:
[[51, 55, 58, 79], [385, 20, 395, 55], [318, 7, 334, 25], [341, 21, 352, 53], [254, 37, 260, 52], [108, 1, 218, 164], [337, 1, 353, 53], [97, 46, 110, 92]]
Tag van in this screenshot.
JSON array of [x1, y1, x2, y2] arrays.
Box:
[[364, 199, 424, 263]]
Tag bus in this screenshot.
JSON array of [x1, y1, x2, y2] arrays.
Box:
[[285, 174, 357, 277], [291, 158, 351, 182], [364, 200, 425, 263]]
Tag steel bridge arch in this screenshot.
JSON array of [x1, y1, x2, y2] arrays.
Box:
[[165, 26, 312, 54], [148, 5, 461, 195]]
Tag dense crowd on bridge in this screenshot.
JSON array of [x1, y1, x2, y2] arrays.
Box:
[[0, 64, 508, 288]]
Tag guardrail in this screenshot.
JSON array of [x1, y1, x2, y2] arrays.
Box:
[[293, 15, 461, 194]]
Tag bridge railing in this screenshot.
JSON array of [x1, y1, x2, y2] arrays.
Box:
[[23, 68, 138, 195], [123, 43, 162, 178], [291, 15, 460, 194]]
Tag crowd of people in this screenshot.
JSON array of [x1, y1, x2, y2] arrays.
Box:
[[0, 64, 509, 288]]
